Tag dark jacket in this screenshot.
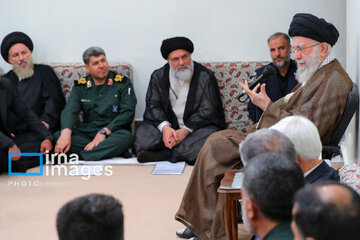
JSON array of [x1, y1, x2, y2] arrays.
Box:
[[143, 61, 226, 130], [248, 60, 298, 123], [3, 64, 66, 133], [0, 77, 51, 150], [305, 160, 340, 184]]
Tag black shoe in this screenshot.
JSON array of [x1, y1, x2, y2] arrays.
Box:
[[120, 150, 133, 159], [176, 228, 196, 239], [137, 150, 169, 163]]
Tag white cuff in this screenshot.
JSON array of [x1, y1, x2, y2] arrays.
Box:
[[158, 121, 171, 132], [182, 126, 193, 133]]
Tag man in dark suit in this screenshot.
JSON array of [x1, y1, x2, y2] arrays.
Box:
[[0, 76, 53, 173], [271, 115, 339, 183], [247, 32, 298, 123]]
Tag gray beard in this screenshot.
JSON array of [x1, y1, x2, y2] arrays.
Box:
[[295, 48, 322, 85], [173, 62, 194, 81], [12, 58, 35, 79], [273, 55, 291, 68]]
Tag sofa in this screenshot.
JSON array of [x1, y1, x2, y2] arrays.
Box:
[[50, 61, 268, 132]]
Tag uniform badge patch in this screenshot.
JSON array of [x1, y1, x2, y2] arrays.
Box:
[[108, 78, 113, 85], [112, 105, 118, 112], [87, 80, 92, 88], [114, 75, 123, 82]]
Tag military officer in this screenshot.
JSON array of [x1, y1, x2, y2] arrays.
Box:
[[54, 47, 136, 161]]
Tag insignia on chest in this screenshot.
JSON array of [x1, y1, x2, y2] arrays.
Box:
[[81, 99, 91, 103]]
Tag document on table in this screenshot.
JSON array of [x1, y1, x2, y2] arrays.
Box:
[[151, 161, 186, 175]]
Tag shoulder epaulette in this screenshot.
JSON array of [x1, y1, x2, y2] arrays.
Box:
[[114, 74, 124, 83], [75, 78, 87, 86]]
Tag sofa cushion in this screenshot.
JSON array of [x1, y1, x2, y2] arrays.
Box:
[[339, 163, 360, 194], [202, 61, 269, 132]]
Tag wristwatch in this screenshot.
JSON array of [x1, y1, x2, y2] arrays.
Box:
[[99, 128, 107, 136]]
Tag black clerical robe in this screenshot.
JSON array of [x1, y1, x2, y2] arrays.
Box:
[[3, 64, 65, 133], [133, 61, 226, 164]]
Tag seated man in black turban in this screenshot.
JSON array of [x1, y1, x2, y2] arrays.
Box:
[[175, 13, 353, 240], [0, 31, 65, 171], [132, 36, 226, 165], [1, 31, 65, 134]]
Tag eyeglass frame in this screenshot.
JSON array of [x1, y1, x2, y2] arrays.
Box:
[[168, 53, 191, 64], [291, 42, 320, 54]]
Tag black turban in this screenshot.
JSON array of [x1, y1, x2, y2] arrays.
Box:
[[288, 13, 339, 46], [1, 31, 33, 63], [160, 36, 194, 60]]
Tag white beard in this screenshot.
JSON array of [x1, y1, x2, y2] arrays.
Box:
[[295, 47, 322, 85], [12, 57, 35, 79], [173, 62, 194, 82]]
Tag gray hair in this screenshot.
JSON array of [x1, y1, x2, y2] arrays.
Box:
[[243, 152, 305, 222], [82, 47, 106, 65], [270, 115, 322, 161], [239, 128, 296, 166], [267, 32, 291, 45]]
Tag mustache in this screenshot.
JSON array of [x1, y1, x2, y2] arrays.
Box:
[[274, 56, 285, 60], [176, 65, 190, 71]]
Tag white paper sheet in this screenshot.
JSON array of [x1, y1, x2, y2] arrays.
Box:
[[151, 161, 185, 175]]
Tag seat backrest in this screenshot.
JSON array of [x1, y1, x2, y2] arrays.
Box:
[[328, 83, 359, 145]]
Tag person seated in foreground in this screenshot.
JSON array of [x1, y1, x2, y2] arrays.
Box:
[[57, 193, 124, 240], [241, 153, 305, 240], [177, 128, 297, 239], [270, 115, 339, 183], [54, 47, 137, 161], [175, 13, 353, 240], [248, 32, 298, 123], [133, 36, 226, 165], [292, 181, 360, 240]]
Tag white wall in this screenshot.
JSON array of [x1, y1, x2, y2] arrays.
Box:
[[344, 0, 360, 163], [0, 0, 346, 121]]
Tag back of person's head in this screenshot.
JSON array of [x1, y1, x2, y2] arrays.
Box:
[[270, 115, 322, 161], [293, 181, 360, 240], [56, 193, 124, 240], [239, 128, 296, 165], [243, 153, 305, 222]]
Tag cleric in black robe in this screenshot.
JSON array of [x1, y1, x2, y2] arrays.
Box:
[[133, 37, 226, 165], [0, 77, 53, 173], [1, 31, 65, 134]]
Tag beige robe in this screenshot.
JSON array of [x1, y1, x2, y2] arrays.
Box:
[[175, 59, 353, 240]]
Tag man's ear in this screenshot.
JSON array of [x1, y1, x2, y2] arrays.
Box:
[[246, 197, 258, 220], [85, 64, 89, 72], [319, 42, 329, 58]]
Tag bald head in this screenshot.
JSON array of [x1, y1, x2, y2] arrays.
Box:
[[292, 181, 360, 240]]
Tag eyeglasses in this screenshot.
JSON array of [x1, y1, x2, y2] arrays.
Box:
[[169, 53, 191, 64], [291, 42, 320, 54]]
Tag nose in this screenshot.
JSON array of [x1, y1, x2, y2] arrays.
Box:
[[179, 57, 185, 65], [294, 51, 302, 60], [275, 49, 280, 56]]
